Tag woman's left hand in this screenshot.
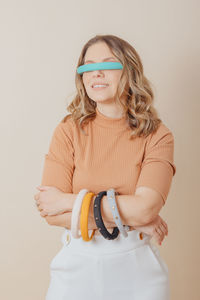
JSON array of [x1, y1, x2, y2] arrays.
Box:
[[34, 185, 69, 217]]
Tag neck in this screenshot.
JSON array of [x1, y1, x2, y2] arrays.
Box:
[[96, 103, 126, 119], [94, 106, 128, 129]]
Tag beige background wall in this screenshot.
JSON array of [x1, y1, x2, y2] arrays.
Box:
[[1, 0, 199, 299]]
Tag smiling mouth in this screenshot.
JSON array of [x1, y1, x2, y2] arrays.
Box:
[[91, 84, 109, 89]]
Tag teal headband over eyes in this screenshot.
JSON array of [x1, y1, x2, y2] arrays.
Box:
[[77, 61, 123, 74]]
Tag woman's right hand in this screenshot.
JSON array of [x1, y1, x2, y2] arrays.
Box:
[[134, 215, 168, 245]]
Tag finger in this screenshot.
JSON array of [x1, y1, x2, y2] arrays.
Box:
[[36, 201, 42, 210], [34, 199, 40, 206], [37, 186, 49, 191], [153, 230, 162, 245], [160, 223, 168, 236], [34, 202, 41, 211], [40, 211, 47, 217], [155, 227, 164, 244], [161, 220, 168, 235], [155, 226, 162, 236], [34, 201, 41, 209], [34, 193, 40, 201]]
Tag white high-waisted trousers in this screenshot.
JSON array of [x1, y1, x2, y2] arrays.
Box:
[[45, 229, 170, 300]]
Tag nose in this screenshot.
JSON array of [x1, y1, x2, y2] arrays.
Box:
[[92, 72, 105, 81], [91, 69, 105, 76]]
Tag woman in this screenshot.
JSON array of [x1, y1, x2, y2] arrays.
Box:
[[34, 34, 176, 300]]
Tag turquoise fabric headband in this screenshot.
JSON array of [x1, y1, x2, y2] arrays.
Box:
[[77, 61, 123, 74]]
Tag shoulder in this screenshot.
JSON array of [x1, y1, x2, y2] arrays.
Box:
[[52, 114, 75, 142], [142, 121, 176, 177], [147, 121, 175, 148]]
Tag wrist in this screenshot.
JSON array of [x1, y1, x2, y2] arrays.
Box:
[[62, 193, 76, 212]]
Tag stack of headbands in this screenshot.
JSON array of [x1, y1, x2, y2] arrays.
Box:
[[71, 188, 130, 242]]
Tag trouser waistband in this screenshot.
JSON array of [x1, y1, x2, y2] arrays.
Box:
[[61, 229, 152, 255]]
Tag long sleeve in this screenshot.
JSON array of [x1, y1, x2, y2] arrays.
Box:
[[135, 123, 176, 204], [41, 119, 75, 193]]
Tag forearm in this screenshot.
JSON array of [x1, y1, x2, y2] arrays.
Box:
[[44, 213, 72, 228], [44, 211, 113, 230], [95, 194, 152, 227], [45, 192, 152, 228]]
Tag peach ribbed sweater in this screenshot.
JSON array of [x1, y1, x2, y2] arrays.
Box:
[[41, 107, 176, 205]]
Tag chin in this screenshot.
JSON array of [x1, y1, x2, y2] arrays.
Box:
[[92, 98, 114, 103], [90, 94, 115, 102]]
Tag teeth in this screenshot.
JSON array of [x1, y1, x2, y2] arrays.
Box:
[[93, 85, 107, 88]]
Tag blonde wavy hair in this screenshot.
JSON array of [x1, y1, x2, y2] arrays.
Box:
[[63, 34, 161, 138]]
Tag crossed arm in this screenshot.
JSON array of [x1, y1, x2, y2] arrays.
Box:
[[43, 186, 164, 230], [40, 121, 175, 231]]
